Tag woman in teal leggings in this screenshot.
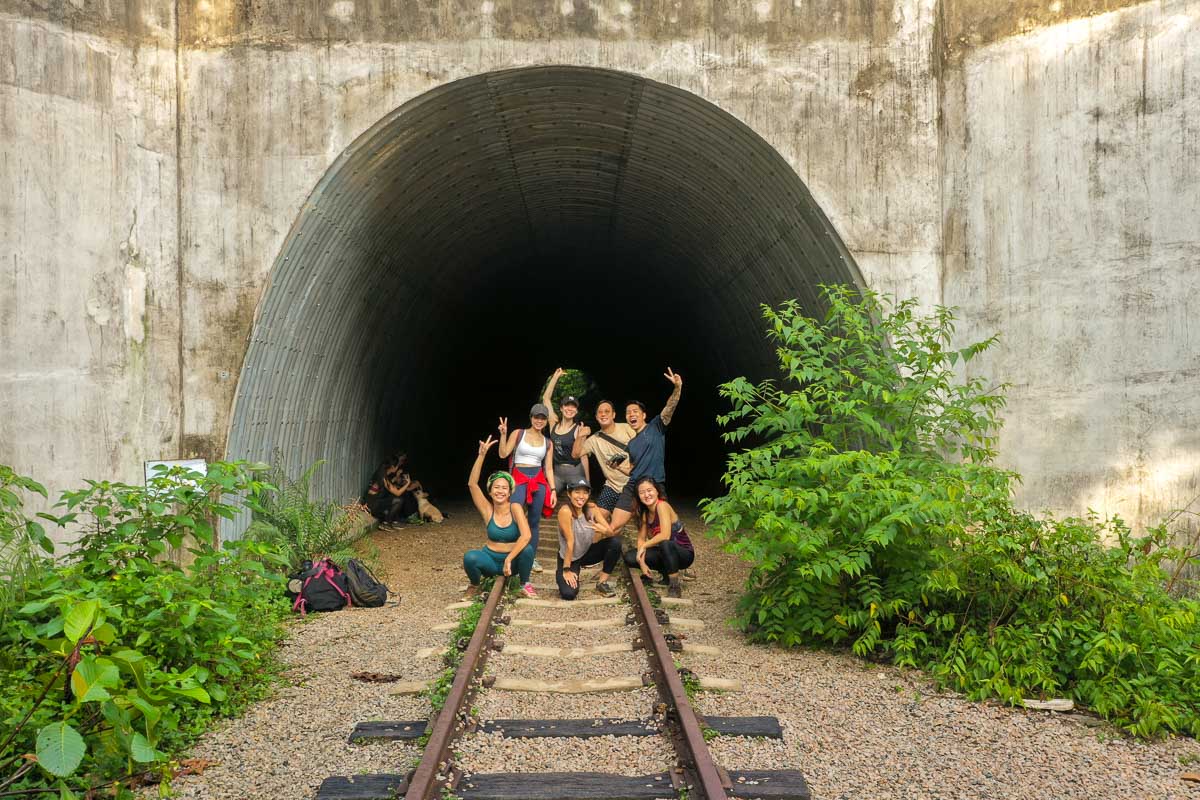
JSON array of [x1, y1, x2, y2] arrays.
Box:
[[463, 435, 536, 598]]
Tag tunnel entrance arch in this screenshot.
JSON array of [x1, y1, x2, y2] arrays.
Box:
[[226, 65, 861, 530]]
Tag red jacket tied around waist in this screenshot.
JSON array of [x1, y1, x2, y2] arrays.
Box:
[[513, 469, 555, 518]]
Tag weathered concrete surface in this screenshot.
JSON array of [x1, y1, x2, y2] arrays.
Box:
[[941, 0, 1200, 531], [176, 2, 941, 498], [0, 12, 180, 533], [1, 0, 1197, 539]]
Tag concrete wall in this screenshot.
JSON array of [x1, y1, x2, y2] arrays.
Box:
[[0, 6, 180, 516], [1, 0, 1197, 538], [940, 0, 1200, 531]]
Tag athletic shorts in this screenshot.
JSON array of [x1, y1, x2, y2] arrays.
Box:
[[595, 484, 621, 512], [553, 463, 587, 493]]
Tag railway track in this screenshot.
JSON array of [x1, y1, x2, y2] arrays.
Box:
[[317, 563, 810, 800]]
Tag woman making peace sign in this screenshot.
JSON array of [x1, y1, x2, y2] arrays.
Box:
[[463, 436, 537, 598]]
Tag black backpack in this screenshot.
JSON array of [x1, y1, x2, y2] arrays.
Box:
[[345, 558, 390, 608], [290, 558, 352, 614]]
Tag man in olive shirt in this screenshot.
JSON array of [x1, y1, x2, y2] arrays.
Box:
[[575, 368, 683, 529], [571, 400, 635, 512]]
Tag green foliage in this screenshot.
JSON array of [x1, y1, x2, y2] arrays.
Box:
[[676, 663, 701, 702], [0, 466, 56, 625], [703, 287, 1200, 738], [542, 369, 599, 420], [244, 460, 377, 573], [426, 595, 485, 714], [0, 462, 292, 795]]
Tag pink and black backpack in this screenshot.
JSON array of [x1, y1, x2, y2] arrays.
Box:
[[289, 558, 352, 614]]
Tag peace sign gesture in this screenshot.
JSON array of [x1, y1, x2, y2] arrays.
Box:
[[478, 435, 497, 457], [663, 367, 683, 388], [498, 417, 509, 438]]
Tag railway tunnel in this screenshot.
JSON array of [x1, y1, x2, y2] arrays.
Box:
[[225, 65, 862, 521]]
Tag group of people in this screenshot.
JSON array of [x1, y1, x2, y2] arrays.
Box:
[[362, 453, 444, 528], [463, 367, 695, 600], [363, 453, 422, 528]]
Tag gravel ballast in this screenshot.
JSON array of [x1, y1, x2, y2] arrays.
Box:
[[165, 502, 1200, 800]]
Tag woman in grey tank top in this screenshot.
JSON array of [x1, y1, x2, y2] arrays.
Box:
[[554, 478, 623, 600], [542, 368, 591, 493]]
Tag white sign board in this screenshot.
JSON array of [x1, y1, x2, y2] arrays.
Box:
[[144, 458, 208, 487]]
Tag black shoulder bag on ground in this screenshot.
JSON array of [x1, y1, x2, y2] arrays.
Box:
[[345, 558, 390, 608]]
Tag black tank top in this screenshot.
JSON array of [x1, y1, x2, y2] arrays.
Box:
[[550, 423, 580, 467]]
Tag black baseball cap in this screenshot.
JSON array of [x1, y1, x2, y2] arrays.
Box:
[[564, 478, 591, 491], [561, 396, 579, 407]]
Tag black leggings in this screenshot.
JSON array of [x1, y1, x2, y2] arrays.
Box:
[[370, 493, 417, 524], [625, 540, 694, 579], [556, 537, 624, 600]]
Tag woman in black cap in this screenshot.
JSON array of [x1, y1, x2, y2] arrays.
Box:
[[498, 404, 556, 575], [555, 478, 622, 599], [542, 367, 591, 496]]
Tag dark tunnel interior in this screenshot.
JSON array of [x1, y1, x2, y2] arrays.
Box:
[[225, 66, 861, 533]]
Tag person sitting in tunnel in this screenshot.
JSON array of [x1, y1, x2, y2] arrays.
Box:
[[624, 477, 693, 599], [555, 478, 622, 600], [542, 367, 592, 495], [571, 400, 636, 514], [363, 453, 420, 529], [607, 367, 683, 533], [464, 436, 536, 599], [497, 407, 556, 574]]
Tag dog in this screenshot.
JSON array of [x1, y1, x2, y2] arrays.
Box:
[[414, 489, 444, 523]]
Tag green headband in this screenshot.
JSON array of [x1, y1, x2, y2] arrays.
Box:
[[486, 471, 514, 491]]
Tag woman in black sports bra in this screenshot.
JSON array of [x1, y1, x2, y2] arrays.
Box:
[[541, 367, 591, 493]]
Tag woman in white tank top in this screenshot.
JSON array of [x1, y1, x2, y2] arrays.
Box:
[[498, 403, 556, 580]]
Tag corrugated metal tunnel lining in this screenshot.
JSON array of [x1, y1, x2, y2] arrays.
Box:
[[226, 65, 860, 526]]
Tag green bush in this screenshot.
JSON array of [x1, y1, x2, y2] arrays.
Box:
[[702, 287, 1200, 738], [0, 466, 56, 626], [0, 462, 292, 796], [244, 460, 377, 573]]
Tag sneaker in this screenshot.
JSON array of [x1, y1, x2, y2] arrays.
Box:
[[667, 579, 683, 599], [521, 583, 539, 599], [464, 584, 482, 599], [595, 581, 615, 597], [531, 560, 544, 574], [681, 569, 697, 582]]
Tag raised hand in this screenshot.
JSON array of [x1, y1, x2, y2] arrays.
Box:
[[478, 435, 497, 457], [553, 367, 566, 380], [576, 424, 591, 439], [664, 367, 683, 388], [498, 417, 508, 438]]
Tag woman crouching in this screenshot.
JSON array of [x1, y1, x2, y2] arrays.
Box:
[[463, 436, 537, 599], [556, 479, 622, 600], [625, 477, 694, 598]]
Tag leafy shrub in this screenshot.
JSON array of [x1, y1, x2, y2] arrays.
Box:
[[0, 462, 291, 796], [244, 460, 377, 573], [0, 466, 56, 625], [702, 287, 1200, 737]]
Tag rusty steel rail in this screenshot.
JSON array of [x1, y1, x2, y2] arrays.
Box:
[[625, 564, 730, 800], [403, 578, 506, 800]]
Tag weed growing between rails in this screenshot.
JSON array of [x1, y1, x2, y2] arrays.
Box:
[[702, 286, 1200, 738], [0, 462, 294, 797]]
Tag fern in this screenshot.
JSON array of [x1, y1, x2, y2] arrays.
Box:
[[244, 461, 377, 573]]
